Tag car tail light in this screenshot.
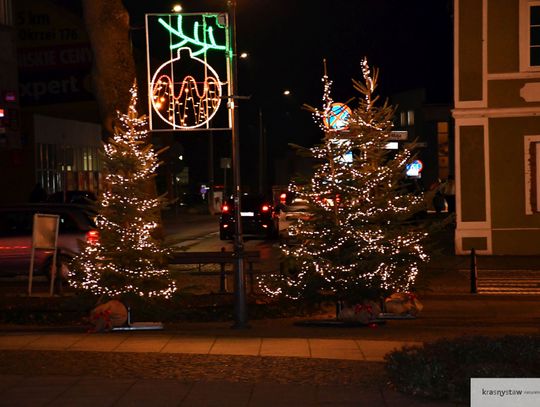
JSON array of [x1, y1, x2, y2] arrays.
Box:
[[86, 230, 99, 244], [261, 204, 270, 212], [222, 204, 230, 213]]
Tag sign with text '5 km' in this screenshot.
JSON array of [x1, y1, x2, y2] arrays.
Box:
[[145, 13, 232, 132]]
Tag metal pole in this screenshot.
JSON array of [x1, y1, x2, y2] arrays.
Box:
[[223, 166, 227, 196], [258, 107, 264, 194], [208, 130, 214, 214], [220, 247, 228, 293], [228, 0, 248, 328], [470, 248, 478, 294]]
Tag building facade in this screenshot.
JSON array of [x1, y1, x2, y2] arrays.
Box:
[[392, 88, 454, 194], [0, 0, 103, 204], [454, 0, 540, 254]]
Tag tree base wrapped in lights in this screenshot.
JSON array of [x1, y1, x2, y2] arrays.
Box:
[[69, 84, 177, 299], [259, 59, 429, 308]]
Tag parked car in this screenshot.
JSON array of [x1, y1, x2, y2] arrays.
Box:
[[47, 190, 97, 205], [280, 199, 312, 222], [219, 194, 279, 240], [279, 199, 313, 239], [0, 203, 98, 280]]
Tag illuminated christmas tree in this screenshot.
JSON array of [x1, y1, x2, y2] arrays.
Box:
[[70, 84, 177, 298], [261, 59, 428, 303]]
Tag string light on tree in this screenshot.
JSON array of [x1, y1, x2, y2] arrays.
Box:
[[69, 84, 177, 298], [259, 58, 429, 303]]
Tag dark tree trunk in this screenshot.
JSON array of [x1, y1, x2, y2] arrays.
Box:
[[82, 0, 136, 138]]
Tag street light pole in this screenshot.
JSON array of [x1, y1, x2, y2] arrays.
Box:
[[228, 0, 248, 328], [258, 107, 265, 195]]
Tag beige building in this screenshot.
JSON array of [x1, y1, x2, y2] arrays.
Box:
[[454, 0, 540, 254]]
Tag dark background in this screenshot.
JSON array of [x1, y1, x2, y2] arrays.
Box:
[[55, 0, 454, 191]]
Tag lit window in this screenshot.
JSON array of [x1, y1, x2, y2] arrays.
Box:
[[400, 111, 407, 127], [524, 135, 540, 213], [407, 110, 415, 126], [399, 110, 415, 127]]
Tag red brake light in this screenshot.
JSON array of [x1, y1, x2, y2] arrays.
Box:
[[261, 204, 270, 212], [222, 204, 230, 213], [86, 230, 99, 244]]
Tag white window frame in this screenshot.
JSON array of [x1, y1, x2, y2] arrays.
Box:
[[520, 0, 540, 71]]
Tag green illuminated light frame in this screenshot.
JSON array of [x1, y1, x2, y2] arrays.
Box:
[[145, 13, 232, 131]]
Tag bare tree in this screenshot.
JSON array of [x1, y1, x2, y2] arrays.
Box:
[[82, 0, 136, 136]]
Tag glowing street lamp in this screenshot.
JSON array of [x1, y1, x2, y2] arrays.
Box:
[[172, 4, 182, 12]]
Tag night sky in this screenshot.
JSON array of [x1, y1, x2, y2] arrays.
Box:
[[52, 0, 453, 189], [126, 0, 454, 101]]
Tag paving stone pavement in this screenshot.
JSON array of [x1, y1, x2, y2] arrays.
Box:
[[0, 374, 459, 407], [0, 330, 462, 406], [0, 331, 421, 361]]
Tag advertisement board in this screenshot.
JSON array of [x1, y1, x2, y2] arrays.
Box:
[[14, 0, 94, 106], [28, 213, 59, 296]]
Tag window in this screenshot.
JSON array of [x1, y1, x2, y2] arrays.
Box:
[[399, 110, 415, 127], [0, 211, 33, 236], [0, 0, 12, 26], [36, 143, 103, 194], [58, 213, 79, 233], [407, 110, 415, 126], [437, 122, 450, 181], [531, 5, 540, 65], [520, 0, 540, 70], [400, 111, 407, 127], [524, 135, 540, 214]]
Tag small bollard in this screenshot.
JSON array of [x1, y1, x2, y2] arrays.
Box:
[[336, 300, 343, 319], [470, 248, 478, 294], [219, 247, 228, 293]]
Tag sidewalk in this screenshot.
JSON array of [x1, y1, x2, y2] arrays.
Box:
[[0, 331, 419, 361], [0, 375, 456, 407], [0, 331, 455, 406]]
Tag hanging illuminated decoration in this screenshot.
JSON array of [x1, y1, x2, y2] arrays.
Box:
[[145, 13, 231, 131], [308, 74, 354, 161], [322, 101, 353, 162], [323, 102, 352, 130], [150, 48, 222, 129], [406, 159, 424, 178]]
